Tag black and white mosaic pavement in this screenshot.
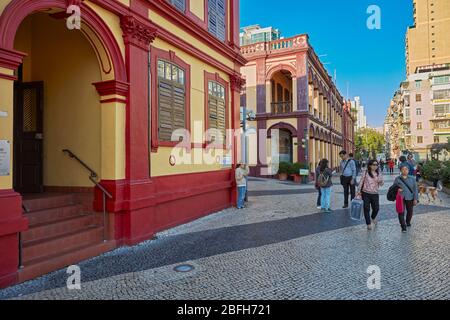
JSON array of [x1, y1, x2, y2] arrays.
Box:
[[1, 173, 449, 300]]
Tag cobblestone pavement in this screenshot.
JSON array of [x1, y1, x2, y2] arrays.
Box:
[[1, 171, 449, 300]]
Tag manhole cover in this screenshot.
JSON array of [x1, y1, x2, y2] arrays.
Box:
[[173, 264, 195, 273]]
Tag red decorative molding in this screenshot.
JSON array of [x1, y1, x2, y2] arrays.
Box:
[[93, 80, 130, 97], [150, 46, 191, 152], [267, 122, 298, 138], [120, 15, 158, 51], [230, 73, 245, 92], [0, 47, 26, 69]]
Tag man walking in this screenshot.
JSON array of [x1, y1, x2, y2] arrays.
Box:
[[339, 150, 357, 208]]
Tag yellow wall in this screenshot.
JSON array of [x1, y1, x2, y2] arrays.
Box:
[[149, 10, 234, 70], [14, 13, 102, 187], [190, 0, 205, 20], [0, 78, 13, 189], [150, 38, 233, 177]]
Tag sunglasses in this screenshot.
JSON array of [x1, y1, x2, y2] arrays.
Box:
[[371, 163, 379, 166]]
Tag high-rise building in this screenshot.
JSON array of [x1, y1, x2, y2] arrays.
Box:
[[240, 25, 282, 46], [406, 0, 450, 75], [350, 96, 367, 130]]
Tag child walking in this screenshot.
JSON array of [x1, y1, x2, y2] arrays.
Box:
[[357, 159, 384, 230], [394, 163, 419, 233]]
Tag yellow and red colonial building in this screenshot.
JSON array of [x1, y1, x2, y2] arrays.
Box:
[[240, 34, 355, 176], [0, 0, 246, 287]]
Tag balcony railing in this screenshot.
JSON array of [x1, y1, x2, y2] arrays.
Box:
[[240, 35, 308, 56], [271, 101, 293, 115]]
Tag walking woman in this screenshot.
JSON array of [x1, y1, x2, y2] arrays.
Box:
[[317, 159, 334, 213], [357, 160, 384, 230], [394, 163, 419, 233]]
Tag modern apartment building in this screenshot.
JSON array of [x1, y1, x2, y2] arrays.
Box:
[[240, 25, 282, 46], [406, 0, 450, 75]]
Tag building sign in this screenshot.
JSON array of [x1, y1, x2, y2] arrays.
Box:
[[0, 140, 10, 176], [222, 155, 232, 168], [299, 169, 309, 176]]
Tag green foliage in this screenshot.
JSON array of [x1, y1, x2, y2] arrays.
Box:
[[289, 162, 308, 175], [278, 162, 291, 175], [355, 128, 385, 159], [422, 160, 448, 182]]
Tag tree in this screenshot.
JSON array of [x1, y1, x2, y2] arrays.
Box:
[[355, 128, 385, 159]]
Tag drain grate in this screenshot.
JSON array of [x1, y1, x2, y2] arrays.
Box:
[[173, 264, 195, 273]]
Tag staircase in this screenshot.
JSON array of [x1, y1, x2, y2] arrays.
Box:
[[19, 193, 116, 283]]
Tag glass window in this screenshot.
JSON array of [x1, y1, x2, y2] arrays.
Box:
[[434, 104, 450, 115], [417, 122, 422, 130], [416, 108, 422, 116], [417, 136, 423, 144], [433, 75, 450, 85], [415, 80, 421, 89], [433, 89, 450, 100], [416, 94, 421, 102], [168, 0, 186, 12]]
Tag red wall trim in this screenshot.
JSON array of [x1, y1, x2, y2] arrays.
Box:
[[266, 122, 298, 138], [93, 79, 130, 96], [0, 47, 26, 69], [150, 46, 191, 152]]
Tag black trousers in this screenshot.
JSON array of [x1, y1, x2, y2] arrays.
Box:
[[398, 200, 414, 227], [342, 176, 355, 206], [316, 188, 322, 206], [362, 192, 380, 225]]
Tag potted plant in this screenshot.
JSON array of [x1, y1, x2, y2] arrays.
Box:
[[290, 162, 308, 183], [277, 162, 291, 181]]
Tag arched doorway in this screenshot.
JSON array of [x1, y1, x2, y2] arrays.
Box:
[[278, 129, 293, 163], [0, 0, 127, 283], [13, 12, 104, 193]]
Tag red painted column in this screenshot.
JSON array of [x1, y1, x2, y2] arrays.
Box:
[[117, 15, 158, 243], [0, 48, 28, 288]]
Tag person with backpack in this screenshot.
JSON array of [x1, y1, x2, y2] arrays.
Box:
[[317, 159, 335, 213], [357, 159, 384, 230], [394, 163, 419, 233], [339, 150, 357, 208]]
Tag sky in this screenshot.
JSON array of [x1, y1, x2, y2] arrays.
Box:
[[240, 0, 414, 127]]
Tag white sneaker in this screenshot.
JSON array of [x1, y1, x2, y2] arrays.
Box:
[[317, 206, 322, 210]]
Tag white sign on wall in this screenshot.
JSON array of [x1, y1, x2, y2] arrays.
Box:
[[0, 140, 11, 176]]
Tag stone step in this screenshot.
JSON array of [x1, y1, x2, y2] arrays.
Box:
[[22, 214, 97, 242], [24, 204, 84, 226], [19, 240, 116, 283], [22, 226, 104, 264], [23, 194, 76, 212]]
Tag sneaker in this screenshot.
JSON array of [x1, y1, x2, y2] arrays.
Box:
[[367, 224, 373, 230], [372, 218, 378, 225], [407, 223, 412, 227], [326, 208, 333, 213], [317, 206, 322, 210], [343, 205, 349, 209], [402, 227, 407, 233]]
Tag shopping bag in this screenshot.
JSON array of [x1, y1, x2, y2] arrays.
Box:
[[350, 199, 364, 221], [395, 190, 404, 214]]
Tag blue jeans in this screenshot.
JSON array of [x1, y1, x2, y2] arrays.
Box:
[[237, 186, 246, 208], [320, 187, 331, 210]]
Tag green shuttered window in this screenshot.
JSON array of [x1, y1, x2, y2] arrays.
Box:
[[208, 81, 226, 142], [157, 59, 186, 142]]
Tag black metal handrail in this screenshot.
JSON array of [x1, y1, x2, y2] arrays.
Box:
[[62, 149, 112, 241], [271, 101, 293, 114]]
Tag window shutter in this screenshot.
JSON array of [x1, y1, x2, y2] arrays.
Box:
[[208, 0, 226, 41], [208, 81, 226, 142], [158, 59, 186, 142]]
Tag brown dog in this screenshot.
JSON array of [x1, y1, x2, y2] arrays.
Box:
[[418, 183, 442, 204]]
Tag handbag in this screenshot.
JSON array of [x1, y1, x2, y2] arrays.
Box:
[[350, 198, 364, 221], [356, 171, 368, 200]]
